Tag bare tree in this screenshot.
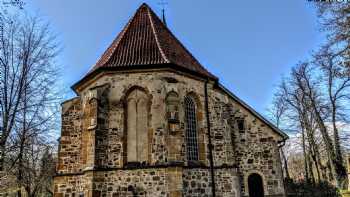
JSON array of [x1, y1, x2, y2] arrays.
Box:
[[273, 61, 348, 188], [294, 63, 348, 188], [268, 93, 291, 179], [0, 12, 60, 196], [314, 45, 350, 185], [315, 2, 349, 69], [269, 2, 349, 192], [0, 0, 25, 27]]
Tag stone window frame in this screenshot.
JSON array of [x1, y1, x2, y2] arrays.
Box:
[[166, 91, 180, 124], [87, 97, 98, 128], [236, 117, 247, 144], [244, 171, 267, 196], [183, 92, 206, 164], [122, 86, 152, 166], [81, 95, 99, 167], [236, 118, 245, 133], [184, 96, 199, 161]]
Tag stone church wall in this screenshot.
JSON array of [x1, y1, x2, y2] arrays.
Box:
[[55, 69, 286, 197], [182, 168, 241, 197], [57, 98, 83, 174], [75, 71, 211, 167], [214, 169, 241, 197], [182, 169, 212, 197], [54, 173, 92, 197], [209, 87, 285, 196], [92, 169, 168, 196]]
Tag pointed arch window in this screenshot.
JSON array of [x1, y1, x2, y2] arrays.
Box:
[[127, 89, 149, 163], [184, 96, 199, 161]]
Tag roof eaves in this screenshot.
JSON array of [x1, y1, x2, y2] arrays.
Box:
[[72, 63, 218, 93]]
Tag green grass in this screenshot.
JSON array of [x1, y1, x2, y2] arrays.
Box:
[[340, 190, 350, 197]]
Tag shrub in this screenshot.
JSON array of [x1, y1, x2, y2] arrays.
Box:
[[285, 178, 341, 197]]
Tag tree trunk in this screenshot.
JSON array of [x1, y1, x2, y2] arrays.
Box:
[[18, 149, 23, 197], [0, 142, 5, 171], [313, 107, 347, 188], [307, 148, 315, 185], [17, 134, 25, 197], [17, 75, 27, 197], [306, 125, 322, 182], [331, 103, 347, 188], [326, 159, 334, 182], [314, 159, 321, 182], [0, 117, 9, 171], [281, 148, 290, 179], [307, 132, 321, 182], [301, 127, 309, 182]]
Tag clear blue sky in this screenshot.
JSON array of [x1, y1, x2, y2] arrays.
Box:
[[27, 0, 323, 116]]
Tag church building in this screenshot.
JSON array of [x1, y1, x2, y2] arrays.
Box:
[[54, 3, 288, 197]]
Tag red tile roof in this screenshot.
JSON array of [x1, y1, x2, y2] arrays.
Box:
[[71, 3, 288, 140], [84, 3, 216, 81]]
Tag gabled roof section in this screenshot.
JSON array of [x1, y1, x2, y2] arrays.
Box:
[[217, 83, 289, 140], [77, 3, 216, 89]]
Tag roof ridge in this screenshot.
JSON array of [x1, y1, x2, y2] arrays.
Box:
[[151, 15, 198, 65], [147, 9, 215, 78], [146, 6, 169, 63]]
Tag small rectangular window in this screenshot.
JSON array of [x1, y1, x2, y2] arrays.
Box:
[[237, 119, 245, 133]]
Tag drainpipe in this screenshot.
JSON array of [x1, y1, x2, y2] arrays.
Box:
[[205, 80, 216, 197]]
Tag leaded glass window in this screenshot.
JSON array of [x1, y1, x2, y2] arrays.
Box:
[[184, 96, 199, 161]]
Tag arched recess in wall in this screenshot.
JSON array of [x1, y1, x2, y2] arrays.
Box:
[[184, 95, 199, 162], [125, 87, 150, 164], [247, 173, 265, 197], [166, 91, 180, 120], [166, 91, 180, 133]]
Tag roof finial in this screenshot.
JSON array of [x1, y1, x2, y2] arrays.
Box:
[[158, 0, 168, 26]]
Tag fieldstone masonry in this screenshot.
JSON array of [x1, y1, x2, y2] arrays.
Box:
[[55, 71, 287, 197], [54, 3, 288, 197]]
